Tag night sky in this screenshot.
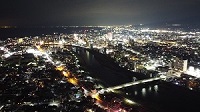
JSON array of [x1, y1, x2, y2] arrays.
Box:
[[0, 0, 200, 26]]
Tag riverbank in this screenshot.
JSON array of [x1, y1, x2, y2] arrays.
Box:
[[72, 46, 200, 112], [87, 48, 149, 79]]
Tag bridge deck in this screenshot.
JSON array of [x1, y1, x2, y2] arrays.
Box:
[[104, 77, 166, 92]]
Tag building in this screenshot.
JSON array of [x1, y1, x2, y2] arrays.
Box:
[[172, 57, 188, 72], [107, 32, 113, 41]]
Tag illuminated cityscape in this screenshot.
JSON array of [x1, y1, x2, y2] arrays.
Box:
[[1, 0, 200, 112], [1, 25, 200, 112]]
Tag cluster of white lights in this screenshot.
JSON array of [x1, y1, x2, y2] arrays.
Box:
[[0, 46, 5, 50], [26, 48, 54, 64], [3, 52, 14, 58], [26, 49, 42, 56], [186, 66, 200, 78]]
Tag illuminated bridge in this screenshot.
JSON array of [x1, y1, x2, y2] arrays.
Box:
[[100, 76, 169, 93]]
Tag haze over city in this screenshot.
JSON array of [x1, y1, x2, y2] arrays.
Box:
[[0, 0, 200, 26]]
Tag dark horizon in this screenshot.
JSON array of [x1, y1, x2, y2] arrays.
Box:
[[1, 0, 200, 27]]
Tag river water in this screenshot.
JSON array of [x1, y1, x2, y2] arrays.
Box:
[[74, 47, 200, 112]]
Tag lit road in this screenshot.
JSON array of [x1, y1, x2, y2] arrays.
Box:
[[33, 44, 117, 111]]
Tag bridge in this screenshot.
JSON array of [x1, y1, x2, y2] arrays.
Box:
[[99, 76, 168, 93]]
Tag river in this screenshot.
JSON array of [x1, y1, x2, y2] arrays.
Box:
[[73, 46, 200, 112]]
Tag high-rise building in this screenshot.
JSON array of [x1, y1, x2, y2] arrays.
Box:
[[183, 59, 188, 72], [107, 32, 113, 41], [172, 57, 188, 72]]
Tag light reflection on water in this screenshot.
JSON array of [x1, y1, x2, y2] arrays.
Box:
[[129, 84, 159, 98], [154, 85, 158, 93], [148, 86, 152, 91], [86, 50, 89, 60], [134, 91, 138, 95], [142, 88, 146, 97]]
